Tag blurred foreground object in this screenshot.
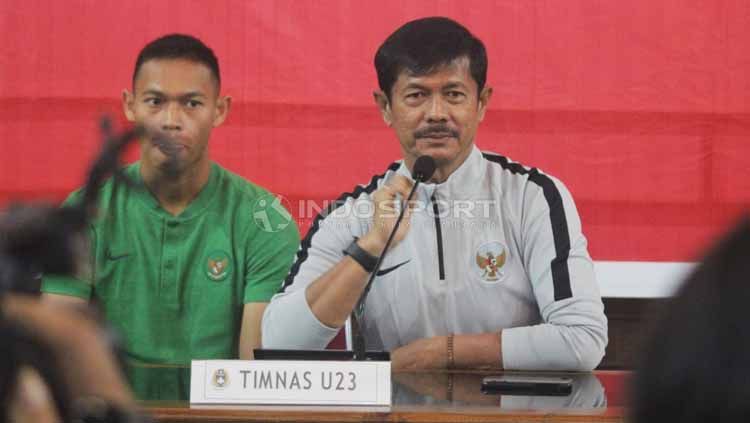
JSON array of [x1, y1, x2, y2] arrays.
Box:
[[0, 118, 141, 295], [0, 118, 150, 422], [1, 294, 145, 422], [632, 215, 750, 423]]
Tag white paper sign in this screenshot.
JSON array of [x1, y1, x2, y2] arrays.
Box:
[[190, 360, 391, 406]]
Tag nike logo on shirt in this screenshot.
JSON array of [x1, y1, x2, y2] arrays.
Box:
[[105, 250, 130, 261], [375, 259, 411, 276]]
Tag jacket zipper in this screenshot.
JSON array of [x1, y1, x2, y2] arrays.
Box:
[[431, 194, 446, 280]]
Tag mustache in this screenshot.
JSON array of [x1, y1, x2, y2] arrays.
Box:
[[413, 125, 460, 139]]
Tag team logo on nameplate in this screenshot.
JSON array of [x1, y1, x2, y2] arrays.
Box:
[[473, 241, 508, 283], [212, 368, 229, 388], [205, 250, 231, 282]]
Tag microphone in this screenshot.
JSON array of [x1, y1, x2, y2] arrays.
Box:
[[351, 155, 436, 360], [411, 155, 437, 184]]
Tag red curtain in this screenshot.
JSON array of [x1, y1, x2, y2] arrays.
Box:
[[2, 0, 749, 264]]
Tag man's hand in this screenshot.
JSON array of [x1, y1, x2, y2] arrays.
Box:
[[296, 174, 417, 338], [358, 174, 414, 256], [391, 336, 448, 371]]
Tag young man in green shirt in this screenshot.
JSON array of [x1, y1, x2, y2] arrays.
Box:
[[42, 34, 299, 364]]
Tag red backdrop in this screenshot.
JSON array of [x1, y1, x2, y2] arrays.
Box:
[[2, 0, 749, 265]]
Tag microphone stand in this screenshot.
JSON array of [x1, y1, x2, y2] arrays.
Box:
[[351, 178, 423, 360]]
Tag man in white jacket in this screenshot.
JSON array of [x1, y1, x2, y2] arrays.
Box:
[[262, 16, 607, 371]]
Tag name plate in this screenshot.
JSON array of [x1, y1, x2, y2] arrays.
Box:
[[190, 360, 391, 406]]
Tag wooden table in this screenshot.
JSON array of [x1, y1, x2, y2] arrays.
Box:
[[130, 366, 630, 422]]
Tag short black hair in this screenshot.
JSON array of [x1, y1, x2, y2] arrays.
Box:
[[631, 216, 750, 422], [374, 17, 487, 99], [132, 34, 220, 89]]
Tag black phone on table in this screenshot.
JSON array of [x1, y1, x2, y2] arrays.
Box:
[[481, 375, 573, 396]]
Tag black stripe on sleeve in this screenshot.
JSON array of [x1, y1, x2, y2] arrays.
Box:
[[482, 153, 573, 301], [279, 161, 401, 293]]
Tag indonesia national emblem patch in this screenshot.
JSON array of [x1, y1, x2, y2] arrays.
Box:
[[206, 251, 231, 282], [473, 241, 508, 283]]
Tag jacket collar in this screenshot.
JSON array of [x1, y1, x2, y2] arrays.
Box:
[[395, 144, 487, 202]]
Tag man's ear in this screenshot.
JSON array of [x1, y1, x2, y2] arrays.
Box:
[[213, 95, 232, 127], [373, 91, 393, 127], [477, 86, 493, 122], [122, 90, 136, 122]]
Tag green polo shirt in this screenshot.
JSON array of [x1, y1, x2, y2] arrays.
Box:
[[42, 162, 299, 364]]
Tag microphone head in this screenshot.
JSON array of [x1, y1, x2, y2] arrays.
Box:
[[412, 155, 437, 182]]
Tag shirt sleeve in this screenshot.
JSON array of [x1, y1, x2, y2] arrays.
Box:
[[262, 198, 362, 349], [502, 173, 608, 371], [40, 190, 95, 300], [41, 274, 93, 299], [243, 201, 301, 303]]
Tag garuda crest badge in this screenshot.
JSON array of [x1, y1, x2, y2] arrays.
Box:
[[473, 241, 509, 283]]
